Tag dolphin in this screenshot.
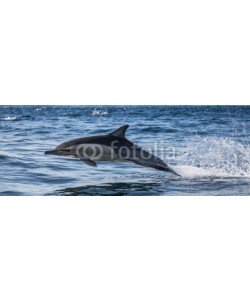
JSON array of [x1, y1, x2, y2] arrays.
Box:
[[44, 125, 180, 176]]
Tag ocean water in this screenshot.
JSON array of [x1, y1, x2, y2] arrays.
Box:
[[0, 105, 249, 196]]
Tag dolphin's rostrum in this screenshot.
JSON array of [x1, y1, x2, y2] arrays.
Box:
[[44, 125, 180, 176]]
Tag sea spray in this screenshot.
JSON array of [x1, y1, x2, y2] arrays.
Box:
[[174, 136, 250, 179]]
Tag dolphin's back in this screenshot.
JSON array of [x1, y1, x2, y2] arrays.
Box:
[[56, 135, 112, 150]]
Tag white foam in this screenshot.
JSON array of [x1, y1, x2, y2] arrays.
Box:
[[92, 109, 108, 116], [174, 165, 248, 179], [174, 165, 211, 179]]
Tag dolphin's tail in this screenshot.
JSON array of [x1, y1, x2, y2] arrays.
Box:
[[132, 158, 181, 177], [150, 163, 181, 177], [162, 165, 181, 177], [126, 147, 181, 177]]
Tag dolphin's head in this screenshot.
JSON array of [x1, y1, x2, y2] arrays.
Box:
[[44, 147, 74, 157], [44, 149, 70, 156], [44, 137, 79, 157]]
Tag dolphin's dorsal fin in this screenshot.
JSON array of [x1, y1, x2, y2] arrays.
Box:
[[108, 125, 129, 138]]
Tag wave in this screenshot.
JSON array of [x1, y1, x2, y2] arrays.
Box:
[[140, 126, 178, 133], [0, 154, 9, 160], [0, 115, 32, 121]]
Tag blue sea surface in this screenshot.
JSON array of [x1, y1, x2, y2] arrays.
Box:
[[0, 105, 249, 196]]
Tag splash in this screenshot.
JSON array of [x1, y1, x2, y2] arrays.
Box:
[[1, 116, 18, 121], [173, 137, 250, 179], [91, 109, 108, 116]]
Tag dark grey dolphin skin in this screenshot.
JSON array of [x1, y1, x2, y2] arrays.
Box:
[[44, 125, 180, 176]]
